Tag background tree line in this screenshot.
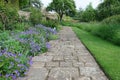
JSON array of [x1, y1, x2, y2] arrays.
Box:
[[74, 0, 120, 22]]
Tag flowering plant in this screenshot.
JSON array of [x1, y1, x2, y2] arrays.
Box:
[[0, 24, 57, 79]]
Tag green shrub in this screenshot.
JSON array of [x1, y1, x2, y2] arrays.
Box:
[[30, 8, 42, 25], [0, 2, 19, 30], [79, 23, 120, 45], [94, 24, 115, 40], [0, 31, 30, 80], [0, 48, 31, 79], [102, 15, 120, 24], [41, 20, 59, 30], [12, 22, 30, 31], [0, 22, 3, 30]]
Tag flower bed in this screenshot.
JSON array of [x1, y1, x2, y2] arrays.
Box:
[[0, 24, 57, 80]]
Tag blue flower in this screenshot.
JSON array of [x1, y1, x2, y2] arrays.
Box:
[[0, 73, 2, 76], [12, 75, 17, 80], [17, 64, 24, 67], [14, 70, 20, 76], [5, 74, 10, 78], [0, 53, 2, 56], [46, 42, 51, 49]]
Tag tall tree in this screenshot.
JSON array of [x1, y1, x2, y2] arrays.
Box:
[[75, 3, 96, 22], [97, 0, 120, 20], [46, 0, 76, 21]]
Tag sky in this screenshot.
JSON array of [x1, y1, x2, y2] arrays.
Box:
[[41, 0, 102, 10]]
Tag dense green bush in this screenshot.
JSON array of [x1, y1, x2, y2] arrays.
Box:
[[12, 22, 30, 31], [41, 20, 59, 30], [74, 3, 96, 22], [19, 0, 30, 9], [30, 8, 42, 25], [96, 0, 120, 21], [102, 15, 120, 24], [95, 24, 120, 45], [0, 2, 19, 30]]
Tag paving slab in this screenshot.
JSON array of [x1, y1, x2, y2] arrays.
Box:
[[48, 68, 79, 80]]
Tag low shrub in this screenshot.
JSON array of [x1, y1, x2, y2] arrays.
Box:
[[41, 20, 59, 30], [95, 24, 120, 45], [102, 15, 120, 24], [30, 8, 42, 25], [0, 32, 31, 80], [0, 2, 19, 30], [12, 22, 30, 31], [0, 50, 31, 80]]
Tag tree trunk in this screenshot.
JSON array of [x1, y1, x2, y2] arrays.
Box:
[[59, 13, 63, 22], [57, 14, 60, 21]]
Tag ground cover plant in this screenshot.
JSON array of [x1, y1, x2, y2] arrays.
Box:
[[0, 24, 57, 80], [73, 27, 120, 80]]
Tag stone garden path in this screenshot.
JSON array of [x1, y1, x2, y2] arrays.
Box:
[[18, 27, 108, 80]]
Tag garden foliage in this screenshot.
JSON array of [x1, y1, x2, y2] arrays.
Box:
[[46, 0, 76, 21], [102, 15, 120, 24], [0, 2, 19, 30], [0, 24, 57, 80], [30, 7, 43, 25]]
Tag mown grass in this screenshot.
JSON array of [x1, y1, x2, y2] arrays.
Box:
[[72, 27, 120, 80]]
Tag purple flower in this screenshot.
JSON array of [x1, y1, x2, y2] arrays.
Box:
[[24, 72, 28, 75], [35, 24, 57, 34], [14, 70, 18, 74], [0, 53, 2, 56], [30, 41, 41, 53], [14, 70, 20, 76], [46, 42, 51, 49], [0, 73, 2, 76], [15, 58, 20, 63], [18, 53, 22, 56], [28, 59, 33, 66], [7, 52, 16, 57], [17, 64, 24, 67], [29, 56, 32, 60], [6, 74, 10, 78], [1, 49, 6, 53], [12, 75, 17, 80]]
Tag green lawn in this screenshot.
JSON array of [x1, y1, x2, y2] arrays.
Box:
[[72, 27, 120, 80]]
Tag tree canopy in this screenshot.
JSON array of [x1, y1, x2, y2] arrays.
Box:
[[82, 3, 96, 22], [97, 0, 120, 20], [19, 0, 42, 9], [46, 0, 76, 21]]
